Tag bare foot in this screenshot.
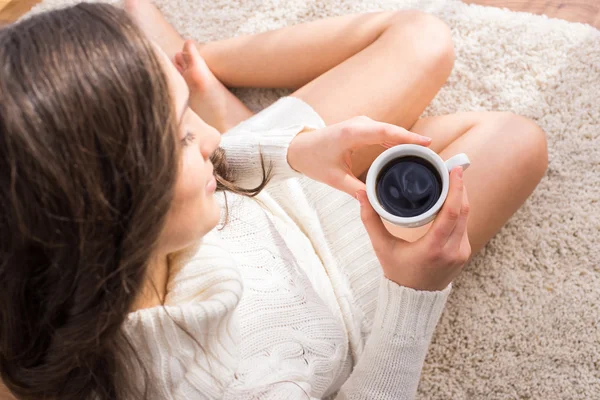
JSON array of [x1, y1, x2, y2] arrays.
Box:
[[175, 41, 234, 132], [124, 0, 254, 132]]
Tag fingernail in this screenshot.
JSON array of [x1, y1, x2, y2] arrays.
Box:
[[456, 167, 463, 179], [423, 136, 432, 142]]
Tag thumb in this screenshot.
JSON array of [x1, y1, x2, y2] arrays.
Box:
[[356, 190, 397, 251]]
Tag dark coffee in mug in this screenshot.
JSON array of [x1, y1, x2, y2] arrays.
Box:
[[375, 156, 442, 218]]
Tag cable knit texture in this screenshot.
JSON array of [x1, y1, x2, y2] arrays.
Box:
[[122, 97, 451, 399], [21, 1, 600, 397]]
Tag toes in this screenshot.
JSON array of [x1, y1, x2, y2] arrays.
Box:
[[183, 40, 197, 55], [182, 40, 201, 67], [177, 41, 209, 74], [173, 42, 196, 73], [183, 52, 193, 68], [174, 52, 186, 73], [174, 40, 213, 92]]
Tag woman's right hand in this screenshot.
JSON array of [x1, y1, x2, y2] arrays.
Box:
[[356, 167, 471, 292]]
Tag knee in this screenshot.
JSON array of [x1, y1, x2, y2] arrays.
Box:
[[494, 112, 549, 182], [387, 11, 455, 77]]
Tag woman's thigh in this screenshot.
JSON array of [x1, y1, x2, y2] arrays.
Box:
[[384, 112, 548, 255], [290, 10, 455, 177]]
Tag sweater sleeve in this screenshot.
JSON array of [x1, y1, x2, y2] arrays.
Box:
[[220, 124, 310, 189], [333, 278, 452, 400], [220, 96, 326, 190], [223, 278, 451, 400]]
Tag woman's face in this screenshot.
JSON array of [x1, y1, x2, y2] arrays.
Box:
[[154, 46, 222, 254]]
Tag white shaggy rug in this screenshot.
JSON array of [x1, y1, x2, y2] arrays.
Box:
[[24, 0, 600, 398]]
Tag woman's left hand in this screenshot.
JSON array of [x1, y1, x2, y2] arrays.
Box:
[[287, 116, 433, 196]]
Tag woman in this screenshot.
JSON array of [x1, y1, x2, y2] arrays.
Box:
[[0, 1, 547, 399]]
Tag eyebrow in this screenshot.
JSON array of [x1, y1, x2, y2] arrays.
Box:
[[178, 95, 190, 126]]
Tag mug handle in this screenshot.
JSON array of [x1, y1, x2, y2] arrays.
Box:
[[445, 153, 471, 172]]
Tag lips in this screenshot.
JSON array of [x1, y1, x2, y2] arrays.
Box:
[[206, 176, 217, 193], [207, 163, 214, 184], [206, 163, 216, 192]]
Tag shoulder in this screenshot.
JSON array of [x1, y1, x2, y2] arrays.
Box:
[[123, 230, 243, 396], [123, 300, 240, 397]]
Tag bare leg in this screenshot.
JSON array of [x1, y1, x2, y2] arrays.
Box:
[[195, 11, 419, 90], [289, 11, 456, 177], [381, 112, 548, 255], [244, 11, 546, 254], [125, 0, 408, 93], [186, 10, 456, 175], [124, 0, 254, 132], [125, 2, 451, 141]]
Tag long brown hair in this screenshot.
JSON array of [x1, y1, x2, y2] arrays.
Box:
[[0, 3, 270, 399]]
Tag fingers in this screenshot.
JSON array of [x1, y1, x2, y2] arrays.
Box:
[[356, 190, 397, 252], [429, 167, 464, 244], [343, 117, 432, 148], [446, 184, 470, 250], [338, 173, 367, 198]]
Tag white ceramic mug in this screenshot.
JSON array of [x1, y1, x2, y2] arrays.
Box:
[[365, 144, 471, 228]]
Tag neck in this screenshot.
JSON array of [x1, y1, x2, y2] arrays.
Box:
[[131, 254, 170, 311]]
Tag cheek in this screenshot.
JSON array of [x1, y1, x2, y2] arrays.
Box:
[[161, 151, 218, 252], [177, 152, 205, 202]]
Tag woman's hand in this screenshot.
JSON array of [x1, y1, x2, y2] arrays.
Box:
[[287, 116, 432, 196], [356, 167, 471, 292]]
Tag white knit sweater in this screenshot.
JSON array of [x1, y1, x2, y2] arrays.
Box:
[[123, 97, 452, 399]]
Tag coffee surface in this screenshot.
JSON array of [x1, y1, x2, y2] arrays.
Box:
[[376, 156, 442, 218]]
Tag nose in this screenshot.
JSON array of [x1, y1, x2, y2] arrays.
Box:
[[199, 125, 221, 160]]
